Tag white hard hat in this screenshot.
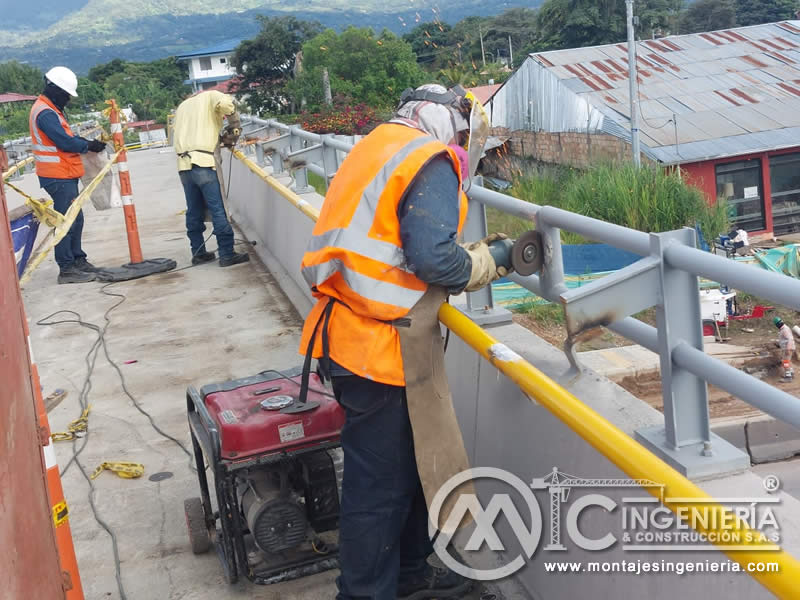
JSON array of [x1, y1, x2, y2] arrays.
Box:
[[45, 66, 78, 97]]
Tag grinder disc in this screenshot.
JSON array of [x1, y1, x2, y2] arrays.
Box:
[[512, 230, 544, 276]]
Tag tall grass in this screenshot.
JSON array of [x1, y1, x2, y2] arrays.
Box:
[[489, 163, 730, 245]]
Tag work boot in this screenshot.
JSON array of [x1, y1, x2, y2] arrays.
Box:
[[191, 251, 216, 265], [73, 257, 100, 272], [397, 564, 472, 600], [58, 266, 96, 284], [219, 252, 250, 268]]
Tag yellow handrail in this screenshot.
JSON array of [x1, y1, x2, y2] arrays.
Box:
[[230, 148, 800, 598], [439, 302, 798, 598]]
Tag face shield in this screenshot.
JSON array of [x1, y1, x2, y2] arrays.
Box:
[[462, 90, 489, 181]]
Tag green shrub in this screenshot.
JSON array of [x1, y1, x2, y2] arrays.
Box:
[[499, 163, 729, 245]]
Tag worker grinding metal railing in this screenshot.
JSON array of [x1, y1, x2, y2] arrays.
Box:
[[228, 111, 800, 599], [172, 90, 249, 268]]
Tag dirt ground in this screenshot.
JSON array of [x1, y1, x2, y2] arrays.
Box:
[[513, 295, 800, 419]]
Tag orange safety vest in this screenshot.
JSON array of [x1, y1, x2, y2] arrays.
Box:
[[28, 95, 84, 179], [299, 123, 468, 386]]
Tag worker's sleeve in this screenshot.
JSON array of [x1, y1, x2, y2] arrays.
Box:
[[36, 110, 88, 154], [214, 92, 236, 117], [399, 154, 472, 293]]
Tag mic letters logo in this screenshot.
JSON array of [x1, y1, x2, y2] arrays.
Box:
[[429, 467, 543, 581]]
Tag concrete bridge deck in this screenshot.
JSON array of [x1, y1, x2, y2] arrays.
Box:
[[9, 146, 800, 599], [15, 148, 336, 599]]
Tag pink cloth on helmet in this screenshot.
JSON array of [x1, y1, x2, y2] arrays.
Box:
[[449, 144, 469, 180]]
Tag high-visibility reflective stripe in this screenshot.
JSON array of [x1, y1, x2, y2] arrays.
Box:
[[111, 123, 122, 133], [122, 195, 133, 206], [302, 260, 424, 309], [351, 135, 435, 230], [35, 155, 61, 163], [306, 227, 408, 271], [304, 135, 436, 287], [118, 162, 129, 172], [32, 143, 58, 152], [43, 442, 57, 469], [29, 105, 48, 146]]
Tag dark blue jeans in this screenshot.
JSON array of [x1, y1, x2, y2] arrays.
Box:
[[41, 178, 86, 271], [178, 166, 234, 258], [331, 375, 432, 600]]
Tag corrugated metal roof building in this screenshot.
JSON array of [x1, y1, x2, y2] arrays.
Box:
[[489, 21, 800, 235]]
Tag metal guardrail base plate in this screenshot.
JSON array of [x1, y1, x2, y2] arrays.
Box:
[[454, 304, 514, 327], [635, 426, 750, 481]]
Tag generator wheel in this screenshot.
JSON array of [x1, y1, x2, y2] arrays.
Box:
[[185, 497, 211, 554]]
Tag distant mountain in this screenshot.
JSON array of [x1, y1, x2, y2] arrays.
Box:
[[0, 0, 538, 73]]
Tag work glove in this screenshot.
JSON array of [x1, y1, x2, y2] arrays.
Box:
[[87, 139, 107, 153], [460, 232, 513, 292], [221, 112, 242, 148]]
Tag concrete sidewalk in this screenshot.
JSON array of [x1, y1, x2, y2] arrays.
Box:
[[578, 341, 756, 381], [19, 148, 335, 599]]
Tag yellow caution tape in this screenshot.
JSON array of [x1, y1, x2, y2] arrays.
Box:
[[19, 150, 122, 285], [51, 406, 91, 442], [3, 179, 65, 228], [91, 461, 145, 480]]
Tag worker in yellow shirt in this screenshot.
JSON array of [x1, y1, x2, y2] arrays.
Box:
[[173, 90, 249, 267]]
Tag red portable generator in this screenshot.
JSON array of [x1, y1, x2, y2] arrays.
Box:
[[184, 367, 345, 584]]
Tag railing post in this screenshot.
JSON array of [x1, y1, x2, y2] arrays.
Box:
[[536, 216, 567, 299], [321, 134, 339, 191], [289, 126, 311, 193], [635, 229, 749, 479], [255, 142, 265, 167], [460, 177, 512, 326]]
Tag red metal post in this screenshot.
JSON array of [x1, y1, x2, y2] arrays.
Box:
[[1, 146, 84, 599], [108, 99, 144, 264]]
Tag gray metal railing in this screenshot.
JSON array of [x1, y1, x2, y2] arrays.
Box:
[[239, 115, 800, 479]]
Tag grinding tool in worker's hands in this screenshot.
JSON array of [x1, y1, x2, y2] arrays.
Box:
[[486, 230, 544, 276]]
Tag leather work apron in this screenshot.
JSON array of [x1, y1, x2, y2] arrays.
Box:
[[396, 286, 475, 533]]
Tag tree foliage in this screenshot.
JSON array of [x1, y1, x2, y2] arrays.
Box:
[[84, 56, 189, 122], [231, 15, 323, 113], [536, 0, 688, 50], [290, 27, 425, 110], [403, 21, 453, 69], [735, 0, 798, 27], [0, 61, 43, 95], [680, 0, 736, 33]]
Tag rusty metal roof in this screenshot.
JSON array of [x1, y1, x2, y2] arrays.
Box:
[[524, 21, 800, 164]]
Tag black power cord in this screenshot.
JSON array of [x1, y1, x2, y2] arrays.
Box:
[[34, 224, 256, 599]]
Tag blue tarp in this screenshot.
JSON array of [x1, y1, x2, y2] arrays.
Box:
[[561, 243, 640, 275], [11, 211, 40, 277]]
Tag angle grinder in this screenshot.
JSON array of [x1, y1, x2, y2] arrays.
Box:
[[487, 230, 543, 276]]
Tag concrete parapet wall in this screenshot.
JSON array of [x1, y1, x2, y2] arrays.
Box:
[[221, 150, 319, 318], [223, 150, 800, 600]]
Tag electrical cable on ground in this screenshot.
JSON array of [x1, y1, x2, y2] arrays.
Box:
[[35, 230, 249, 600], [31, 146, 252, 598]]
